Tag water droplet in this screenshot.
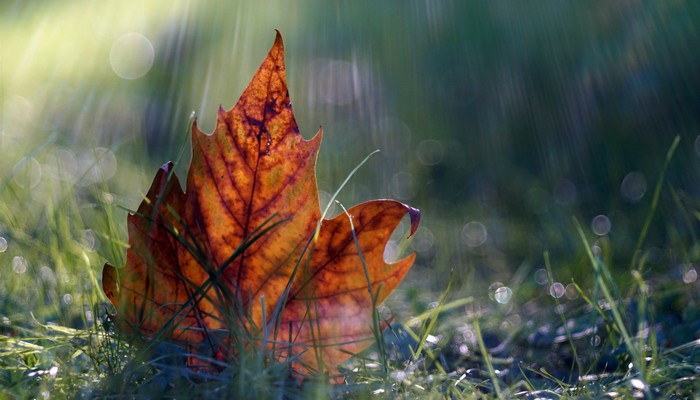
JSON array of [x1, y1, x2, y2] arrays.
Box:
[[0, 237, 7, 252], [416, 139, 445, 166], [591, 244, 603, 257], [488, 282, 503, 300], [12, 157, 42, 189], [494, 286, 512, 304], [62, 294, 73, 305], [458, 343, 469, 355], [620, 171, 647, 202], [110, 33, 155, 80], [534, 268, 549, 285], [682, 265, 697, 283], [591, 215, 611, 236], [12, 256, 28, 274], [565, 283, 579, 299], [630, 378, 646, 390], [462, 221, 487, 247], [549, 282, 565, 298]]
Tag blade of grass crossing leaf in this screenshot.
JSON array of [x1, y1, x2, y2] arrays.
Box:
[[135, 214, 285, 357], [314, 149, 380, 241], [339, 201, 388, 376], [268, 150, 382, 367]]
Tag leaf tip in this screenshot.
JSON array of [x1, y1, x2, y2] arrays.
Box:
[[159, 161, 174, 174], [273, 29, 283, 44], [405, 205, 421, 238]]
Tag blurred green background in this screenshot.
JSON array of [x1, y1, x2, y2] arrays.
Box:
[[2, 1, 699, 324]]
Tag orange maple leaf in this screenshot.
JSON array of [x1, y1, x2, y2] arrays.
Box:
[[102, 31, 420, 377]]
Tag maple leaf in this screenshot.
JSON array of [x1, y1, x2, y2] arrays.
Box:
[[102, 31, 420, 376]]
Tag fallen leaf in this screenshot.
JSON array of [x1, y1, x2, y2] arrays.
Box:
[[102, 31, 420, 376]]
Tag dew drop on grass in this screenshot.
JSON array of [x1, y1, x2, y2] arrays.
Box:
[[489, 282, 513, 304], [494, 286, 512, 304], [62, 293, 73, 305], [549, 282, 565, 298], [0, 237, 7, 252], [682, 266, 697, 283], [12, 256, 28, 274]]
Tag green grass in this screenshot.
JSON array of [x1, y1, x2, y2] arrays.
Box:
[[1, 138, 699, 399]]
